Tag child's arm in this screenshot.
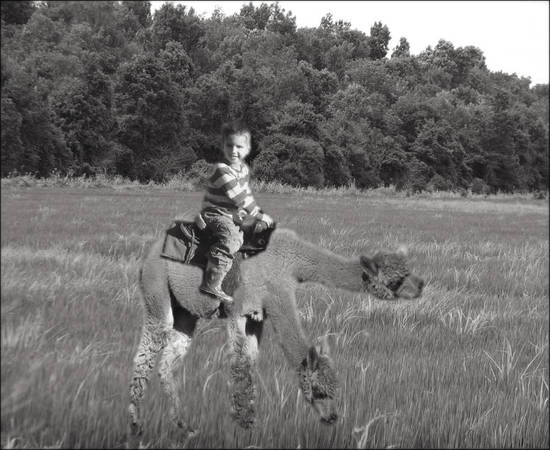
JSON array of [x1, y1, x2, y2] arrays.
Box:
[[243, 185, 273, 225]]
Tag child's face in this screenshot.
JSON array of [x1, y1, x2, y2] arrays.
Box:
[[222, 133, 250, 165]]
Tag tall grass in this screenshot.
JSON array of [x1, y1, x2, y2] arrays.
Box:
[[1, 184, 548, 448]]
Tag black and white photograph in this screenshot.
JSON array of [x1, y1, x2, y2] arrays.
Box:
[[1, 0, 548, 448]]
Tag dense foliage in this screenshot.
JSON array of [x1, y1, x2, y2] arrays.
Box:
[[1, 1, 548, 192]]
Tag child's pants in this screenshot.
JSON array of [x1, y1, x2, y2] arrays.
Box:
[[201, 210, 244, 269]]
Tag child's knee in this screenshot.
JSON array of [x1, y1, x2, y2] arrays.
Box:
[[211, 234, 242, 258], [209, 247, 234, 266], [227, 232, 244, 253]]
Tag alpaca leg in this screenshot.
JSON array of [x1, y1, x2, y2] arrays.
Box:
[[227, 315, 264, 428], [128, 320, 167, 437], [265, 291, 339, 424], [158, 329, 192, 431]]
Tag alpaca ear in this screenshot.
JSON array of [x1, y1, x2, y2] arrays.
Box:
[[360, 255, 378, 277], [306, 346, 319, 370], [396, 245, 408, 257]]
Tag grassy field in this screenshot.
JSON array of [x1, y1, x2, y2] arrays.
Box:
[[1, 185, 548, 448]]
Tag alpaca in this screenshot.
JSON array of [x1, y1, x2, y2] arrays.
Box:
[[128, 225, 424, 436]]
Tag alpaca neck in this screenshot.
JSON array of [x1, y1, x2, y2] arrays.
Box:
[[295, 252, 362, 291], [281, 232, 363, 292]]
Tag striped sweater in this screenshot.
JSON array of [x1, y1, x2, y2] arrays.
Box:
[[201, 162, 264, 221]]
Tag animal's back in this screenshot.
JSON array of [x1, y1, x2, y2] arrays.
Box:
[[140, 226, 288, 320]]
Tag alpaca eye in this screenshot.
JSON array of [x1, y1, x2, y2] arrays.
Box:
[[258, 239, 265, 245], [389, 276, 406, 291], [312, 386, 328, 399]]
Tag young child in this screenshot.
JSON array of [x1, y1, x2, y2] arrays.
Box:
[[198, 120, 273, 306]]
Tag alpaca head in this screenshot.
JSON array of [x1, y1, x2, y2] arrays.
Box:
[[298, 336, 338, 424], [360, 246, 424, 300]]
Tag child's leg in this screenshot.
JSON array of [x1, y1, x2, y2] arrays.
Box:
[[200, 213, 244, 302]]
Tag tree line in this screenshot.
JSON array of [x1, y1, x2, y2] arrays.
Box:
[[1, 1, 548, 193]]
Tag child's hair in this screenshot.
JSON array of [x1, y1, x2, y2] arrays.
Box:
[[221, 119, 251, 145]]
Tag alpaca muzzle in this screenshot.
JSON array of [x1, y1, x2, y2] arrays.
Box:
[[312, 397, 338, 425], [396, 274, 424, 299]]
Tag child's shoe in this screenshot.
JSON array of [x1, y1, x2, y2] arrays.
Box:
[[199, 259, 234, 305]]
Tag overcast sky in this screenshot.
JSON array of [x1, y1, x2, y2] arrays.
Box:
[[150, 1, 549, 86]]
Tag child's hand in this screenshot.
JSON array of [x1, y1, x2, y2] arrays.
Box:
[[261, 213, 274, 227]]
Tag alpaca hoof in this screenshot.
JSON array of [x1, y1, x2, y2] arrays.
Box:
[[127, 421, 143, 449], [173, 419, 197, 437], [128, 403, 143, 437], [320, 412, 338, 425], [129, 420, 143, 437]]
